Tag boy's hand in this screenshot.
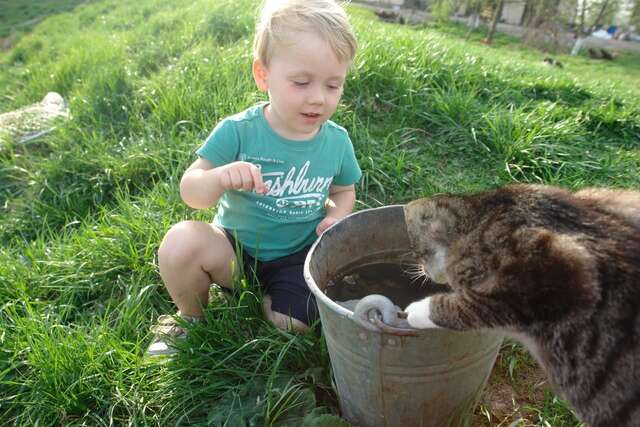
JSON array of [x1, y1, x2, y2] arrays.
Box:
[[217, 162, 267, 195], [316, 216, 338, 236]]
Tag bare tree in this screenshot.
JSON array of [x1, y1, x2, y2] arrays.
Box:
[[632, 0, 640, 27], [522, 0, 566, 52], [485, 0, 505, 43], [594, 0, 611, 27], [522, 0, 536, 26], [579, 0, 588, 34], [464, 0, 486, 39]]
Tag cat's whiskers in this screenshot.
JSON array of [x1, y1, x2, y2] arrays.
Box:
[[419, 273, 431, 288], [403, 263, 431, 288]]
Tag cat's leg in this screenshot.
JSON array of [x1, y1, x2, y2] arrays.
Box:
[[405, 293, 489, 330], [405, 297, 439, 328]]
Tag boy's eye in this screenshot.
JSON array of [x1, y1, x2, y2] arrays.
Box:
[[293, 81, 309, 86], [327, 85, 340, 90]]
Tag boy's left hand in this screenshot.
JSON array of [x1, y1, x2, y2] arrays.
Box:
[[316, 216, 338, 236]]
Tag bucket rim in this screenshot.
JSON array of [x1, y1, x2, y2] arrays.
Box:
[[303, 204, 406, 319]]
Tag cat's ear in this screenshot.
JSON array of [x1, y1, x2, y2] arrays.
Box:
[[404, 198, 434, 225], [405, 196, 468, 238], [519, 228, 599, 308], [404, 199, 436, 245]]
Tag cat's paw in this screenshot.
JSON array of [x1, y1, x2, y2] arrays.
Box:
[[405, 298, 440, 329]]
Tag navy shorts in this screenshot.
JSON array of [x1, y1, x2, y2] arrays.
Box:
[[223, 229, 319, 327]]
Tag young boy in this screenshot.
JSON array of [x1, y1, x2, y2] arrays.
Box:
[[148, 0, 360, 356]]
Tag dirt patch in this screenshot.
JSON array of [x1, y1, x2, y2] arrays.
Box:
[[473, 343, 551, 426]]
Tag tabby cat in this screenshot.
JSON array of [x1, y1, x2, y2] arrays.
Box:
[[403, 184, 640, 427]]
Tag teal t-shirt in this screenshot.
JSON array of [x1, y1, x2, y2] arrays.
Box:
[[196, 103, 361, 261]]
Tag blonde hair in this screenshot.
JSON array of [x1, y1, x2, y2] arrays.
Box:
[[253, 0, 357, 67]]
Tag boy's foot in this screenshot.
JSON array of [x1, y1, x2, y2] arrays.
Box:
[[146, 314, 192, 356]]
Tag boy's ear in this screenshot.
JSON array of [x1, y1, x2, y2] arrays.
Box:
[[252, 59, 269, 92]]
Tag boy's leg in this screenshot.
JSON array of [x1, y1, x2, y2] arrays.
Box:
[[262, 295, 309, 332], [158, 220, 236, 318], [258, 247, 318, 333]]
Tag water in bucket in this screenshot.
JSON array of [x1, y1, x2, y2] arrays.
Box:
[[327, 262, 450, 314]]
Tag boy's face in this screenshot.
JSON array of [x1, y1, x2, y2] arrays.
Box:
[[253, 31, 350, 141]]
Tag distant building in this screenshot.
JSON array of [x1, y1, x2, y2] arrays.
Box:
[[501, 1, 526, 25], [360, 0, 634, 27], [501, 0, 634, 27]]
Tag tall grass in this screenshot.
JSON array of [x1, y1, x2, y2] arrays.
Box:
[[1, 0, 638, 424]]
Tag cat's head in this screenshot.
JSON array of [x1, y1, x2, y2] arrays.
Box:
[[405, 190, 600, 327], [404, 196, 472, 284]]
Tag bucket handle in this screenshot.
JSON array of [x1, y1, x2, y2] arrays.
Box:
[[351, 295, 419, 336]]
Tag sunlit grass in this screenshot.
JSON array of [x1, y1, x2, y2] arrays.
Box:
[[1, 0, 638, 424]]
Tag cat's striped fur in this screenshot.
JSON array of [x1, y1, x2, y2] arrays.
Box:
[[404, 184, 640, 426]]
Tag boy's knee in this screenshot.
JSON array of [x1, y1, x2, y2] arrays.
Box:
[[158, 221, 204, 267]]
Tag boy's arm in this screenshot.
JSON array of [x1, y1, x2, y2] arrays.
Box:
[[316, 184, 356, 235], [180, 158, 225, 209], [326, 184, 356, 219], [180, 158, 266, 209]]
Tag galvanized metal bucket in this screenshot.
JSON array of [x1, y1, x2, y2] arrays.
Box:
[[304, 205, 503, 427]]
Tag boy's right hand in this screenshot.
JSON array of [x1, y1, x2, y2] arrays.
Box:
[[216, 161, 267, 195]]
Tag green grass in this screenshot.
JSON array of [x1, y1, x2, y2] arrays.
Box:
[[0, 0, 90, 38], [1, 0, 639, 425]]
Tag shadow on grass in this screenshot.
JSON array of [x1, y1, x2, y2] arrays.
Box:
[[141, 280, 344, 425], [0, 0, 89, 40]]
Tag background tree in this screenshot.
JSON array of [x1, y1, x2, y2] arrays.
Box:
[[522, 0, 576, 52], [432, 0, 455, 23], [596, 0, 622, 28], [464, 0, 487, 39], [485, 0, 505, 43], [522, 0, 536, 26], [578, 0, 589, 34], [632, 0, 640, 27]]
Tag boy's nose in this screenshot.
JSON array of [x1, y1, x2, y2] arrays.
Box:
[[307, 86, 324, 105]]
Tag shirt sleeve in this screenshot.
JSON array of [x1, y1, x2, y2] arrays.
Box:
[[333, 135, 362, 186], [195, 119, 240, 166]]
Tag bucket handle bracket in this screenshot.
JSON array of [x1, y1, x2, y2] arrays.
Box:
[[351, 294, 419, 336]]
